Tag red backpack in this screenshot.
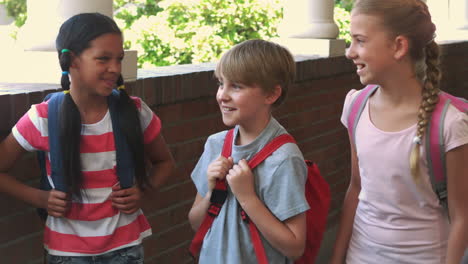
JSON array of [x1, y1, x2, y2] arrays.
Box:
[[190, 129, 331, 263]]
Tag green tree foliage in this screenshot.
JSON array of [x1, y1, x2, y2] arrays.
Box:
[[2, 0, 352, 67], [1, 0, 26, 26], [116, 0, 284, 67], [334, 6, 351, 45], [334, 0, 353, 11]]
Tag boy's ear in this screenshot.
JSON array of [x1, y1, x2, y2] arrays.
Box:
[[393, 35, 409, 60], [265, 85, 282, 105]]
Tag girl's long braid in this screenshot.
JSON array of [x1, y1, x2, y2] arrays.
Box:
[[58, 50, 83, 197], [409, 40, 441, 181], [116, 75, 149, 190]]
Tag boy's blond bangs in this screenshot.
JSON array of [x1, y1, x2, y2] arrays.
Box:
[[215, 39, 296, 106]]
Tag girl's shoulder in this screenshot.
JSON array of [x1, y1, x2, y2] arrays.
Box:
[[443, 103, 468, 150], [28, 100, 50, 119], [129, 96, 143, 110], [205, 130, 230, 148], [340, 88, 361, 128]]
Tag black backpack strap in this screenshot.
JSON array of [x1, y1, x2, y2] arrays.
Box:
[[107, 89, 135, 189]]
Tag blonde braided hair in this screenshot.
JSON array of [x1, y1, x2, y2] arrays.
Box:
[[410, 41, 441, 181], [353, 0, 441, 181]]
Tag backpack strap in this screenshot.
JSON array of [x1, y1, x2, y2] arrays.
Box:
[[46, 92, 67, 192], [189, 129, 233, 258], [36, 92, 65, 221], [107, 89, 135, 189], [426, 92, 468, 212], [38, 90, 135, 193], [242, 132, 296, 264], [189, 129, 296, 263], [346, 85, 379, 145]]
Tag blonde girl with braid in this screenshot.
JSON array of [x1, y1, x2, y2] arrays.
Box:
[[330, 0, 468, 263], [0, 13, 175, 263]]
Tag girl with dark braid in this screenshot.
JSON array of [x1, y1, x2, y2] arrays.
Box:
[[331, 1, 468, 263], [0, 13, 174, 263]]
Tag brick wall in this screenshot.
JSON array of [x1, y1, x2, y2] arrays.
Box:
[[0, 40, 466, 264]]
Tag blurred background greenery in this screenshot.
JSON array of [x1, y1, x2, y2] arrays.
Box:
[[0, 0, 351, 68]]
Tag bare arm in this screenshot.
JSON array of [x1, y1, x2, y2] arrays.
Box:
[[446, 144, 468, 264], [144, 134, 175, 189], [238, 192, 307, 259], [0, 134, 56, 211], [330, 137, 361, 264], [188, 156, 233, 231], [188, 192, 212, 231], [228, 159, 307, 259], [111, 133, 175, 214]]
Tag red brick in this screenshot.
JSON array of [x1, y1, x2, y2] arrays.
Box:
[[0, 231, 44, 263], [0, 210, 43, 244]]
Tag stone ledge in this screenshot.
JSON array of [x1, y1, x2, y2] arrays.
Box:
[[0, 39, 466, 107]]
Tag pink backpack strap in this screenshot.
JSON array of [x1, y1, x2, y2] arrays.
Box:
[[426, 92, 468, 211], [346, 85, 379, 144]]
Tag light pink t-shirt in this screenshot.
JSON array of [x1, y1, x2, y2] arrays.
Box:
[[340, 89, 468, 264]]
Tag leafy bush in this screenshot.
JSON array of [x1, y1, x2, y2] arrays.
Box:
[[334, 6, 351, 45], [116, 0, 284, 67], [2, 0, 352, 67], [335, 0, 353, 11], [1, 0, 26, 26]]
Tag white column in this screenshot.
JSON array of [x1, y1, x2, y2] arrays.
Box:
[[426, 0, 468, 41], [18, 0, 113, 51], [275, 0, 345, 57], [0, 3, 14, 25], [9, 0, 137, 83], [450, 0, 468, 30]]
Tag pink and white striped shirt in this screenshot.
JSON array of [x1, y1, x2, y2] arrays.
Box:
[[12, 96, 161, 256]]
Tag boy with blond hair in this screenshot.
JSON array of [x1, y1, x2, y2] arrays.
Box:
[[188, 39, 309, 263]]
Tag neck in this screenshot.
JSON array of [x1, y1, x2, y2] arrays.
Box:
[[69, 85, 108, 119], [70, 85, 107, 112], [237, 115, 272, 146], [376, 74, 423, 106]]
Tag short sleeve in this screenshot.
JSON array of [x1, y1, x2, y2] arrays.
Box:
[[190, 133, 225, 197], [443, 106, 468, 152], [191, 142, 211, 197], [259, 149, 310, 221], [12, 103, 49, 152], [340, 89, 360, 128], [132, 97, 161, 144]]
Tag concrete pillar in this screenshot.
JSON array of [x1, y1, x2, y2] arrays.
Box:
[[18, 0, 113, 51], [450, 0, 468, 30], [275, 0, 345, 57], [10, 0, 137, 83], [426, 0, 468, 41], [0, 3, 14, 25]]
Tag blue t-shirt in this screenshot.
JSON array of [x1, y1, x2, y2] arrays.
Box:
[[191, 118, 309, 264]]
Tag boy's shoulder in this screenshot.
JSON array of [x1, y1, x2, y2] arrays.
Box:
[[203, 130, 230, 153], [206, 130, 229, 143]]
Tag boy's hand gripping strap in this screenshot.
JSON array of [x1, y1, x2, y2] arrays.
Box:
[[189, 129, 296, 263], [242, 132, 296, 264], [189, 129, 234, 258]]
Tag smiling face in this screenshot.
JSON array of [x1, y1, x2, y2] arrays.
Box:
[[346, 13, 398, 86], [71, 33, 124, 96], [216, 74, 276, 132]]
